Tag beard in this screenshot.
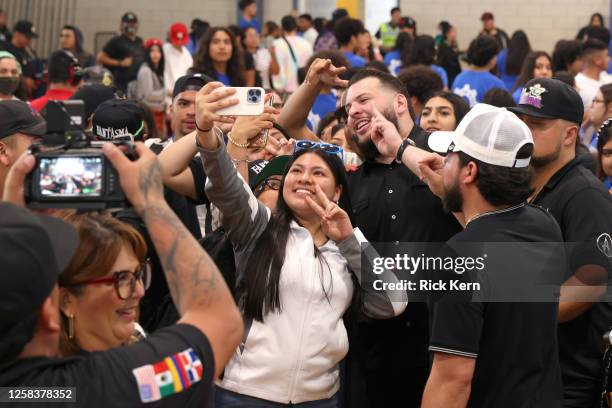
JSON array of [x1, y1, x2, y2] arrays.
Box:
[[442, 176, 463, 213], [350, 107, 401, 163], [530, 141, 562, 168]]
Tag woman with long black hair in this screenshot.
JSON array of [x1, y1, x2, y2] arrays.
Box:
[[191, 26, 246, 86], [193, 64, 405, 407], [497, 30, 531, 91], [133, 38, 165, 135]]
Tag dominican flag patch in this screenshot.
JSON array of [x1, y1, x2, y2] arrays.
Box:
[[132, 348, 204, 403]]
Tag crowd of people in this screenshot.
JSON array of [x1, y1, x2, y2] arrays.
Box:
[[0, 2, 611, 407]]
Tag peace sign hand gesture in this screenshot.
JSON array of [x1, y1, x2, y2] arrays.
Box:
[[304, 184, 354, 242]]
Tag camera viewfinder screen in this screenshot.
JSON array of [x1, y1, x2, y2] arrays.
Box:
[[39, 156, 103, 197]]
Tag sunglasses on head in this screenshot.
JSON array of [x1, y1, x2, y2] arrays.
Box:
[[294, 140, 344, 161]]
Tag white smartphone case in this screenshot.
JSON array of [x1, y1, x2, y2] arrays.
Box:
[[215, 87, 265, 116]]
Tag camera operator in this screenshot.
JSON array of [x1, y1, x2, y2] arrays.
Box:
[[0, 100, 45, 197], [31, 50, 83, 112], [0, 142, 243, 407]]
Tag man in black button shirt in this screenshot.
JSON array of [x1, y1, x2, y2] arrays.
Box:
[[0, 142, 242, 407], [277, 62, 461, 407], [508, 78, 612, 408], [415, 103, 564, 407], [97, 12, 145, 93]]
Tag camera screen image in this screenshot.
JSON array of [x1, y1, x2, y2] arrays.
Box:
[[39, 156, 103, 197], [247, 88, 262, 104]]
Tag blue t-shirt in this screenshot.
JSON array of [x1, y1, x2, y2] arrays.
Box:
[[238, 17, 261, 33], [452, 70, 507, 107], [344, 51, 366, 68], [513, 87, 523, 103], [216, 72, 230, 86], [497, 49, 518, 91], [431, 64, 448, 87], [384, 50, 402, 76], [306, 93, 337, 132]]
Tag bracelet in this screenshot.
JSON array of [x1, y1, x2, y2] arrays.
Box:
[[395, 137, 416, 164], [231, 158, 250, 167], [195, 121, 212, 133], [227, 132, 250, 148]]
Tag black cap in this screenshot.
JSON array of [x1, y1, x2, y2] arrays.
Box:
[[172, 73, 212, 99], [82, 66, 114, 87], [332, 8, 348, 22], [0, 203, 79, 327], [92, 99, 145, 140], [121, 12, 138, 23], [508, 78, 584, 125], [70, 84, 119, 119], [400, 16, 416, 29], [248, 155, 290, 190], [0, 100, 46, 139], [13, 20, 38, 38]]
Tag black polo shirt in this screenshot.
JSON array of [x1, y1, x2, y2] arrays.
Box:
[[430, 204, 564, 407], [102, 34, 145, 91], [345, 126, 462, 407], [0, 324, 214, 407], [531, 157, 612, 408]]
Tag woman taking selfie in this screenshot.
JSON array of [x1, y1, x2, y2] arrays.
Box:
[[58, 212, 149, 356], [194, 77, 405, 407]]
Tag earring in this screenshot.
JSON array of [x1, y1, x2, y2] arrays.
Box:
[[68, 315, 74, 339]]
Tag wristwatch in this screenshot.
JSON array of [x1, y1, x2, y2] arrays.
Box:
[[395, 137, 415, 164]]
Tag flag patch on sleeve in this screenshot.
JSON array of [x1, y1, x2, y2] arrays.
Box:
[[132, 348, 204, 403]]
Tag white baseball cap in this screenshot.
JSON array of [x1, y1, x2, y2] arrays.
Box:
[[428, 103, 534, 168]]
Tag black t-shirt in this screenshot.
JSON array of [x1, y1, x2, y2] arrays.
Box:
[[344, 126, 462, 407], [532, 157, 612, 406], [0, 41, 36, 78], [102, 34, 145, 91], [140, 157, 209, 332], [430, 204, 564, 408], [0, 324, 214, 407]]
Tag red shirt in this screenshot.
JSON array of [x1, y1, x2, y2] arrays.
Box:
[[30, 88, 74, 112]]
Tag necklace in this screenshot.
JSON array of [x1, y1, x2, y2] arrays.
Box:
[[465, 203, 526, 226]]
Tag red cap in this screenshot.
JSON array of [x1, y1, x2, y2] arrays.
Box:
[[169, 23, 189, 46], [145, 37, 163, 49]]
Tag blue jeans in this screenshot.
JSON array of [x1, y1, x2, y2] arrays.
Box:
[[215, 387, 339, 408]]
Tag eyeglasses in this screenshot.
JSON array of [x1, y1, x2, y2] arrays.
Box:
[[294, 140, 344, 161], [66, 261, 151, 300], [255, 177, 281, 196]]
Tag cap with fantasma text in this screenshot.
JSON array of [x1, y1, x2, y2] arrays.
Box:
[[428, 103, 534, 168], [92, 99, 145, 141]]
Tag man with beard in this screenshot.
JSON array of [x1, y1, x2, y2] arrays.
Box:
[[278, 65, 461, 407], [420, 104, 563, 407], [507, 78, 612, 408]]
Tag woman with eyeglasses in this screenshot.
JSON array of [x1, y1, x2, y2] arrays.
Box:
[[587, 83, 612, 151], [57, 212, 150, 356], [194, 81, 406, 407]]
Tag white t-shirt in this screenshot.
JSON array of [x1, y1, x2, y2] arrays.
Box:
[[575, 72, 612, 111], [271, 35, 312, 93], [254, 48, 272, 89], [302, 27, 319, 48], [163, 43, 193, 105]]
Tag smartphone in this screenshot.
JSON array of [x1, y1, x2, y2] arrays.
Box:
[[215, 87, 265, 116]]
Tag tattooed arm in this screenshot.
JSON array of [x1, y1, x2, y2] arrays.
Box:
[[103, 142, 243, 379]]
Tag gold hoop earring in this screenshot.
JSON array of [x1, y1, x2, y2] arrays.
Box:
[[68, 315, 74, 340]]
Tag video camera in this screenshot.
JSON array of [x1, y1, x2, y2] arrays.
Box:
[[25, 100, 134, 210]]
